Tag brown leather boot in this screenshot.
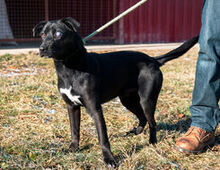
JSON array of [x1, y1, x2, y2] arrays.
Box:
[[176, 126, 215, 154]]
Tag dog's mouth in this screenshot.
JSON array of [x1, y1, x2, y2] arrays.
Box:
[[39, 50, 53, 58], [40, 53, 52, 58]]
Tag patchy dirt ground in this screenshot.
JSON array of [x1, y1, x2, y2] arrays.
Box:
[[0, 47, 219, 169]]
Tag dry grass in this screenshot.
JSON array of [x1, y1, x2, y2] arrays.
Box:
[[0, 47, 219, 169]]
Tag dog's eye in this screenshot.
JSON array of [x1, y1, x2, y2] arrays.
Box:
[[41, 33, 46, 39], [54, 31, 62, 39]]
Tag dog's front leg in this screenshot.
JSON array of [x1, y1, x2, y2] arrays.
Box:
[[85, 102, 116, 168], [67, 104, 81, 152]]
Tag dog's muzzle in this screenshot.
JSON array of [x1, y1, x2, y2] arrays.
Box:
[[39, 45, 51, 58]]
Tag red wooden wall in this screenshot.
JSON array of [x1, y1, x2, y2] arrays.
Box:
[[2, 0, 203, 44], [117, 0, 203, 43]]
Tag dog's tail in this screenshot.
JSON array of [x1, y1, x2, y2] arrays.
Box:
[[155, 36, 199, 66]]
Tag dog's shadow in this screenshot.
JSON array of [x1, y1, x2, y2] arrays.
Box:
[[157, 118, 192, 133]]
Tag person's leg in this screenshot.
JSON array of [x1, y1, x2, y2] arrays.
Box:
[[176, 0, 220, 153], [190, 0, 220, 132]]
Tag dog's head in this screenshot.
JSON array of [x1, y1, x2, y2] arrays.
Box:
[[33, 17, 83, 60]]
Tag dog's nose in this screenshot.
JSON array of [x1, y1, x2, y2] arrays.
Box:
[[39, 45, 46, 52]]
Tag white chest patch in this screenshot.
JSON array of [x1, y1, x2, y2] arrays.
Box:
[[59, 87, 82, 105]]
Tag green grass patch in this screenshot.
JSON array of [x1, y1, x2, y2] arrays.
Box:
[[0, 54, 12, 62]]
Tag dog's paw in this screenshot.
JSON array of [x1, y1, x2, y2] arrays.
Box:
[[149, 127, 157, 145], [103, 151, 117, 168], [135, 126, 144, 135], [104, 157, 117, 169], [68, 142, 79, 152], [149, 137, 157, 145], [125, 126, 144, 136]]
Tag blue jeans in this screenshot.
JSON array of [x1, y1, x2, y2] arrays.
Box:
[[190, 0, 220, 132]]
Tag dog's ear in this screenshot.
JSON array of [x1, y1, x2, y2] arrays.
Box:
[[33, 21, 47, 37], [60, 17, 80, 32]]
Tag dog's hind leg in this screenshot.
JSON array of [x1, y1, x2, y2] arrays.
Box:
[[119, 93, 147, 136], [138, 67, 163, 144]]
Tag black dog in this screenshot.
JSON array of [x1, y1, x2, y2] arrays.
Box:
[[33, 17, 198, 167]]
